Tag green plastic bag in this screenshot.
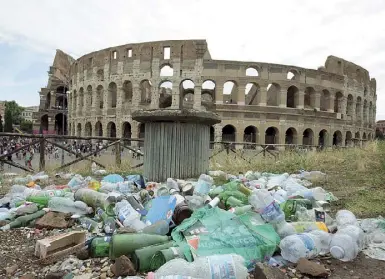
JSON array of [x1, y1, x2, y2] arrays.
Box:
[[171, 207, 280, 268]]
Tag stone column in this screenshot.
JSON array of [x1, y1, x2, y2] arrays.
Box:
[[91, 89, 97, 116], [171, 82, 180, 109], [279, 90, 287, 108], [237, 85, 246, 106], [116, 86, 124, 113], [215, 85, 224, 105], [51, 91, 56, 109], [214, 124, 222, 149], [150, 85, 159, 109], [132, 83, 140, 108], [341, 97, 347, 117], [328, 94, 335, 113], [296, 92, 305, 109], [103, 87, 108, 116], [76, 93, 81, 117], [193, 85, 202, 109], [312, 92, 321, 111], [258, 87, 267, 106]]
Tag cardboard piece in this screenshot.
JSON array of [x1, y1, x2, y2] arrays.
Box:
[[35, 231, 86, 264]]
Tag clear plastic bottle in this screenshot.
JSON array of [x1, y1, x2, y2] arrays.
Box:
[[79, 216, 101, 232], [194, 174, 213, 196], [336, 210, 358, 228], [114, 200, 146, 231], [141, 220, 169, 235], [280, 232, 326, 263], [48, 197, 93, 215], [307, 230, 332, 255], [266, 173, 289, 190], [337, 225, 365, 250], [329, 233, 359, 261], [249, 189, 285, 223], [147, 254, 248, 279], [300, 187, 329, 201], [166, 178, 180, 191]]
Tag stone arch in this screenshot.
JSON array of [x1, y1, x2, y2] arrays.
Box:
[[107, 121, 116, 138], [245, 82, 260, 105], [96, 85, 104, 111], [72, 90, 77, 112], [333, 130, 343, 146], [45, 92, 51, 110], [223, 81, 238, 104], [285, 127, 298, 144], [369, 101, 373, 124], [95, 121, 103, 137], [265, 127, 279, 145], [85, 122, 92, 137], [79, 87, 84, 112], [159, 80, 172, 108], [160, 64, 174, 77], [345, 131, 353, 146], [87, 85, 93, 108], [77, 123, 82, 137], [287, 69, 299, 81], [304, 87, 316, 109], [122, 122, 132, 145], [368, 132, 372, 140], [108, 82, 117, 108], [244, 125, 258, 149], [356, 97, 362, 120], [222, 124, 236, 142], [346, 94, 354, 116], [303, 128, 314, 146], [319, 129, 328, 147], [123, 81, 133, 103], [362, 132, 367, 140], [97, 69, 104, 81], [267, 83, 281, 106], [140, 80, 152, 104], [202, 80, 216, 106], [363, 100, 368, 123], [355, 131, 360, 146], [287, 86, 299, 108], [40, 114, 49, 133], [54, 113, 67, 135], [245, 67, 259, 77], [320, 89, 330, 111], [180, 79, 195, 107], [334, 91, 344, 113]]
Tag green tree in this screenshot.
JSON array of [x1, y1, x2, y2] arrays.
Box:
[[5, 101, 24, 125], [4, 108, 13, 132], [0, 114, 3, 132], [20, 120, 33, 133]]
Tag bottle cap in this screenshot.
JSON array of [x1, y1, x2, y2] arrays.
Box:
[[330, 246, 345, 259]]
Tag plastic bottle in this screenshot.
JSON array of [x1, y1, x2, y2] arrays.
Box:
[[79, 217, 101, 232], [114, 200, 146, 231], [249, 189, 285, 223], [193, 174, 213, 196], [300, 187, 329, 201], [166, 178, 179, 191], [96, 208, 117, 234], [308, 230, 332, 255], [266, 173, 289, 190], [280, 232, 325, 263], [141, 220, 169, 235], [329, 233, 359, 261], [48, 197, 93, 215], [147, 254, 248, 279], [337, 225, 365, 250], [336, 210, 358, 228]]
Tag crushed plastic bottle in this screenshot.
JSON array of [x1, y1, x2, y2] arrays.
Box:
[[48, 197, 93, 215], [266, 173, 289, 190], [280, 232, 329, 263], [193, 174, 213, 196], [336, 210, 358, 228], [329, 233, 359, 262], [147, 254, 248, 279], [114, 200, 146, 231], [249, 189, 285, 223]]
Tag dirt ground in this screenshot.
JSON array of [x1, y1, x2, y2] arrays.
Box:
[[1, 228, 385, 279]]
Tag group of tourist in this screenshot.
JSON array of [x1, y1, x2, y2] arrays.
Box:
[[0, 136, 143, 171]]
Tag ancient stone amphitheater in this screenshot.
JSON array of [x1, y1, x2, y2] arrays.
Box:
[[61, 39, 376, 147]]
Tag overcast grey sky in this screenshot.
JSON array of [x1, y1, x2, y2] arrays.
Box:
[[0, 0, 384, 119]]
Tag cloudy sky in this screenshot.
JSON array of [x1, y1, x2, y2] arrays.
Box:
[[0, 0, 384, 119]]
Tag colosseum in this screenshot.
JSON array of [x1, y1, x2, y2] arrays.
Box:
[[33, 39, 377, 148]]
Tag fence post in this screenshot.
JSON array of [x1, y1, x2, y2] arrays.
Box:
[[39, 138, 45, 171], [115, 141, 121, 168]]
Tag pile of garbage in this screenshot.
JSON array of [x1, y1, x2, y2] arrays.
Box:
[[0, 169, 385, 279]]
